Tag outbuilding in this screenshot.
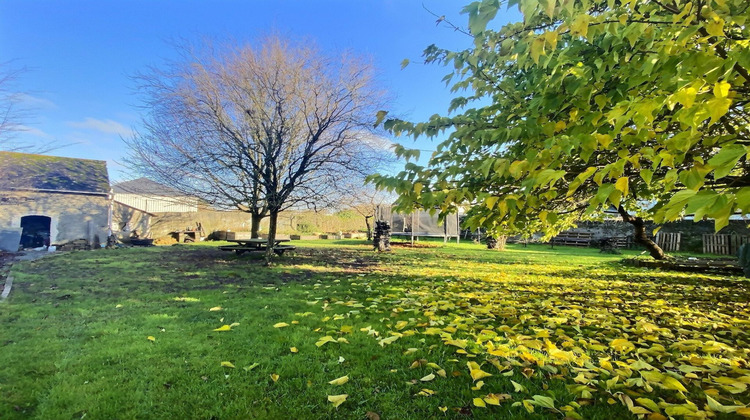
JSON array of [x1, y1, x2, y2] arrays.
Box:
[[0, 151, 111, 251]]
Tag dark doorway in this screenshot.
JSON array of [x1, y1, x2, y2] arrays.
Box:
[[20, 215, 51, 249]]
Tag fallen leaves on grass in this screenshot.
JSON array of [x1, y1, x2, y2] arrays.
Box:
[[213, 325, 232, 331], [195, 246, 750, 418], [220, 361, 235, 368]]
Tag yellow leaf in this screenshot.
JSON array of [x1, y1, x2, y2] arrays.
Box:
[[469, 369, 493, 382], [290, 347, 298, 353], [209, 306, 222, 311], [595, 133, 612, 148], [273, 322, 289, 328], [530, 37, 546, 64], [473, 397, 486, 408], [221, 361, 235, 368], [115, 304, 123, 308], [662, 376, 687, 393], [615, 177, 629, 197], [421, 373, 436, 382], [439, 406, 448, 412], [417, 388, 435, 397], [714, 81, 731, 99], [570, 14, 590, 38], [445, 339, 467, 349], [484, 395, 501, 406], [213, 325, 231, 332], [636, 397, 660, 412], [270, 373, 280, 382], [706, 16, 724, 37], [315, 336, 337, 347], [610, 338, 635, 352], [340, 325, 353, 334], [472, 381, 485, 390], [737, 407, 750, 417], [147, 336, 155, 342], [522, 399, 535, 413], [379, 334, 402, 346], [394, 320, 409, 330], [329, 375, 349, 386], [327, 394, 348, 408], [486, 393, 511, 405]]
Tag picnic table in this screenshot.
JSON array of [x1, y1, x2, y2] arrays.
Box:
[[218, 238, 296, 256]]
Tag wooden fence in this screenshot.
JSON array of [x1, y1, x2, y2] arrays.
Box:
[[655, 232, 681, 252], [702, 234, 750, 255]]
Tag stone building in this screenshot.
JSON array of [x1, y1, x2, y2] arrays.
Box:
[[0, 151, 111, 251]]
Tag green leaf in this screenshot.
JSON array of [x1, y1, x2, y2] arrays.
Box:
[[374, 110, 388, 128], [400, 59, 410, 70], [464, 0, 500, 34], [708, 145, 745, 179], [531, 395, 556, 409]]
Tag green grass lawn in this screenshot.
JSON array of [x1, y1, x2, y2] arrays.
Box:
[[1, 240, 748, 419]]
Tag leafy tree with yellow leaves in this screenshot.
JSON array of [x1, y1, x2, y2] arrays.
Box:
[[371, 0, 750, 259]]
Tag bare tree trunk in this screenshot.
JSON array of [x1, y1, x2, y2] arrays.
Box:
[[617, 205, 665, 260], [365, 215, 373, 241], [251, 214, 262, 239], [265, 211, 279, 266]]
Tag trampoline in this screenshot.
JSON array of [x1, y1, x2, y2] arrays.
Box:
[[375, 205, 461, 245]]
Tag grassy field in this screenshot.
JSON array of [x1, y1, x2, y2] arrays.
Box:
[[0, 240, 748, 419]]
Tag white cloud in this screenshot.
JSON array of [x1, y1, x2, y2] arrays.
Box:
[[16, 93, 57, 109], [16, 125, 51, 139], [359, 131, 396, 152], [67, 117, 133, 137]]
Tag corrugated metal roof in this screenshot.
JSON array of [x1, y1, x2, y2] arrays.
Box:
[[0, 151, 110, 194], [112, 177, 185, 197]]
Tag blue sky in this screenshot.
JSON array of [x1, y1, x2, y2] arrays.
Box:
[[1, 1, 521, 181]]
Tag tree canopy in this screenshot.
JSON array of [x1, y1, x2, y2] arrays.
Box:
[[371, 0, 750, 258]]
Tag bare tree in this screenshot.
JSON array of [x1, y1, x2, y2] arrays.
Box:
[[0, 62, 30, 151], [344, 182, 395, 241], [126, 36, 391, 262]]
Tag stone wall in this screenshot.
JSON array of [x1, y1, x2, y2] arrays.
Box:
[[111, 202, 152, 241], [147, 209, 369, 239], [0, 190, 110, 246], [570, 219, 750, 252]]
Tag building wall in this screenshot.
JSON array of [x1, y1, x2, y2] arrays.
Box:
[[111, 201, 152, 241], [114, 193, 197, 213], [0, 190, 110, 246]]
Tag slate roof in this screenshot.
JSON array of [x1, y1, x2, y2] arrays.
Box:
[[0, 151, 110, 194], [112, 177, 185, 197]]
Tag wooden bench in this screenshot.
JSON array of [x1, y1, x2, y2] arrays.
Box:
[[551, 232, 593, 247]]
